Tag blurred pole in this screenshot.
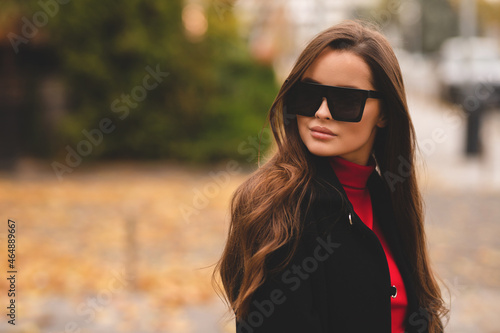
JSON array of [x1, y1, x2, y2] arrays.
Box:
[[460, 0, 481, 156], [125, 207, 139, 291], [466, 102, 484, 155]]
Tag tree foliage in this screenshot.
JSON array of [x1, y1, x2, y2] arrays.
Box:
[[12, 0, 278, 163]]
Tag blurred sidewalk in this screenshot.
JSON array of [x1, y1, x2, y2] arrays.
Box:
[[409, 92, 500, 193]]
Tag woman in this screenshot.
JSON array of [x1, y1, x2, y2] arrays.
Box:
[[213, 20, 448, 333]]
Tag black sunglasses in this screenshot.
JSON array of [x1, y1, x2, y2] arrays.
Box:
[[284, 81, 383, 122]]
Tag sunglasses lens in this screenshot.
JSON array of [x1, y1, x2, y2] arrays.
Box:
[[326, 89, 364, 122], [285, 83, 323, 117]]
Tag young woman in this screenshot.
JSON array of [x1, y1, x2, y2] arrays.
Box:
[[213, 20, 448, 333]]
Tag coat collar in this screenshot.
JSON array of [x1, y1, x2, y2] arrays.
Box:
[[328, 155, 376, 189]]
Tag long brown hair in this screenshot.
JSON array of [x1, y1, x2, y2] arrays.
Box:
[[212, 20, 448, 332]]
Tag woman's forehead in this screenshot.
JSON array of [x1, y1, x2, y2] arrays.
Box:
[[303, 48, 374, 91]]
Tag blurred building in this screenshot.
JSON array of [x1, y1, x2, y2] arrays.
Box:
[[234, 0, 382, 81]]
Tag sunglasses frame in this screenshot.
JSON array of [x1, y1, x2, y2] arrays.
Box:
[[285, 80, 384, 122]]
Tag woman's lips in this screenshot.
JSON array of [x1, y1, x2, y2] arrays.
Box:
[[310, 126, 337, 140]]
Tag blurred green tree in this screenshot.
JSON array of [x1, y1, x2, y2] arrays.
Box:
[[8, 0, 278, 163]]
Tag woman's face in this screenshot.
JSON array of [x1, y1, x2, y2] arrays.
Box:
[[296, 48, 386, 166]]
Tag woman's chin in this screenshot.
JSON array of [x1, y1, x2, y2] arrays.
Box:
[[305, 146, 338, 157]]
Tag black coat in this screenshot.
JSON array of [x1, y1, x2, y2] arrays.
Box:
[[235, 155, 431, 333]]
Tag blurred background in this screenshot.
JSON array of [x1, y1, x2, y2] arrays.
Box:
[[0, 0, 499, 332]]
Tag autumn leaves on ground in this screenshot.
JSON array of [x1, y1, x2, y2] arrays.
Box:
[[0, 160, 244, 333], [1, 158, 500, 332]]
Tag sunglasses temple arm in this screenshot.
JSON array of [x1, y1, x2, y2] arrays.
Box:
[[367, 91, 383, 99]]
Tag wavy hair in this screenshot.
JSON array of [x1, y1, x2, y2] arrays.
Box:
[[212, 20, 448, 332]]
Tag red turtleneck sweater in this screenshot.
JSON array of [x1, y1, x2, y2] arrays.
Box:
[[329, 156, 408, 333]]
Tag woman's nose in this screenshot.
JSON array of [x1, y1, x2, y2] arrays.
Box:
[[315, 97, 332, 120]]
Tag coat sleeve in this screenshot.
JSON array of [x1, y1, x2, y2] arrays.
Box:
[[235, 238, 325, 333]]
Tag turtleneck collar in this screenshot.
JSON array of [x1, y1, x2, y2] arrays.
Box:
[[328, 156, 376, 189]]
